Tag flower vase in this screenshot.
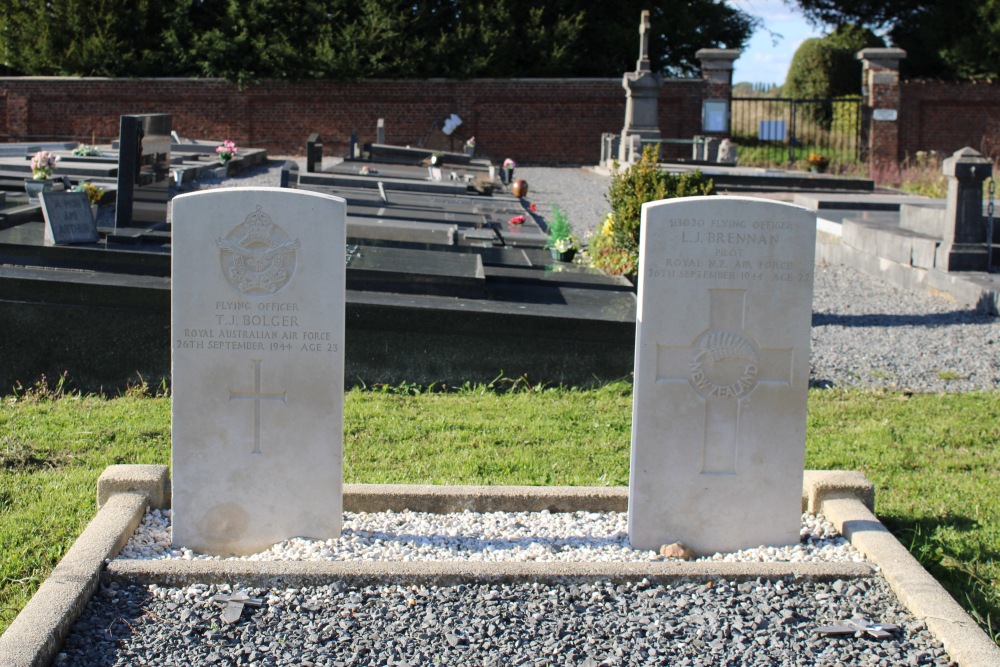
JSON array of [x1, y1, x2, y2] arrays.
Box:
[[25, 178, 55, 201], [550, 247, 576, 263]]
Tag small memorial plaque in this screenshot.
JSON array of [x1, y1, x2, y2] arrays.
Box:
[[40, 191, 98, 245], [872, 108, 898, 122]]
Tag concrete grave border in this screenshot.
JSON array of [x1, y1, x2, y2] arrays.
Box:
[[0, 465, 997, 667]]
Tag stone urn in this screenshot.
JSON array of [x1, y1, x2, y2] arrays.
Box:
[[24, 178, 55, 200], [511, 179, 528, 198]]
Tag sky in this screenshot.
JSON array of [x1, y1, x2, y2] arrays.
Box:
[[726, 0, 825, 86]]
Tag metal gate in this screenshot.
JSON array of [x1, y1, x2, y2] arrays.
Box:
[[730, 96, 863, 167]]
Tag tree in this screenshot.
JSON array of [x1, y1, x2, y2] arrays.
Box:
[[0, 1, 756, 82], [784, 24, 883, 99], [790, 0, 1000, 80]]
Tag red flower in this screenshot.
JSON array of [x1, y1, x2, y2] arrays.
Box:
[[529, 203, 537, 212], [509, 215, 526, 225]]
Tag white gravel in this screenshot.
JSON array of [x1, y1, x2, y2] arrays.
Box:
[[118, 508, 864, 564]]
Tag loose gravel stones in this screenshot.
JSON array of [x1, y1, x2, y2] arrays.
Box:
[[117, 509, 864, 565], [56, 578, 953, 666]]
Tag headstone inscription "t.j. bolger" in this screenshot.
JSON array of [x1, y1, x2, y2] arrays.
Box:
[[171, 187, 346, 556], [628, 196, 816, 555]]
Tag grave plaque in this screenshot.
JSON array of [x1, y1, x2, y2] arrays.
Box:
[[628, 196, 816, 555], [171, 187, 346, 556], [39, 191, 98, 245]]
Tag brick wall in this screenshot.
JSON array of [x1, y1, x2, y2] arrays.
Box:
[[0, 77, 710, 165], [899, 79, 1000, 160]]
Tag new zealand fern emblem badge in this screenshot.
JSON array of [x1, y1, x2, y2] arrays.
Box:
[[217, 205, 300, 294]]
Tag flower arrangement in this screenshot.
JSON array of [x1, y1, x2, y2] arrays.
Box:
[[72, 182, 105, 205], [544, 206, 580, 260], [30, 151, 59, 180], [359, 166, 379, 175], [807, 153, 830, 169], [553, 237, 575, 252], [465, 137, 476, 149], [216, 140, 238, 163], [503, 158, 516, 169], [72, 143, 103, 157]]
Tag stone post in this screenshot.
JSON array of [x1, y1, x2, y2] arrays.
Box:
[[857, 48, 906, 175], [619, 10, 662, 163], [695, 49, 739, 135], [939, 147, 993, 272]]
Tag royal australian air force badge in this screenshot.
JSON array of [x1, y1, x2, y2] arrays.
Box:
[[217, 204, 300, 294]]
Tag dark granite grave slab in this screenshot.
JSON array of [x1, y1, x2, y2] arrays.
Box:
[[346, 216, 457, 245], [297, 183, 519, 215], [331, 162, 489, 182], [347, 245, 485, 297], [0, 157, 118, 179], [365, 143, 472, 166], [793, 192, 931, 211], [298, 172, 475, 196], [347, 204, 489, 227]]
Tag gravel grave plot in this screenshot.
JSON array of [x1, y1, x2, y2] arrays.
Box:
[[117, 510, 864, 565], [57, 578, 951, 667]]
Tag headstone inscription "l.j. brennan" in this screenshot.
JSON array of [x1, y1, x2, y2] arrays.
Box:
[[628, 196, 816, 555], [39, 191, 98, 245], [171, 187, 346, 556]]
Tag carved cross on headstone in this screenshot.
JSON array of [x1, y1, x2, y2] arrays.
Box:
[[655, 288, 793, 474], [637, 10, 652, 72], [816, 617, 900, 640], [229, 359, 287, 455], [212, 590, 264, 625]]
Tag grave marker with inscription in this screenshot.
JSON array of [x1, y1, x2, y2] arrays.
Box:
[[171, 187, 346, 556], [628, 196, 816, 555], [39, 191, 98, 245]]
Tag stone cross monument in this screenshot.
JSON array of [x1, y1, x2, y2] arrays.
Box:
[[619, 10, 662, 163]]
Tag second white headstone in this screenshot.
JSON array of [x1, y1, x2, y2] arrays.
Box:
[[629, 196, 816, 555], [171, 187, 346, 556]]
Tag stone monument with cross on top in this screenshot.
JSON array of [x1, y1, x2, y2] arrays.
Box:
[[628, 196, 816, 555], [619, 10, 662, 163], [171, 187, 346, 556]]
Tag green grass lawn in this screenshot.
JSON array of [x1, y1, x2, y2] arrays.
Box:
[[1, 385, 998, 645]]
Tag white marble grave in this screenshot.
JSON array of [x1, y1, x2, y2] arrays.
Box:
[[628, 196, 816, 555], [171, 187, 346, 556]]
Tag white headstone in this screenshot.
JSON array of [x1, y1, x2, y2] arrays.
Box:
[[628, 196, 816, 555], [171, 187, 346, 556]]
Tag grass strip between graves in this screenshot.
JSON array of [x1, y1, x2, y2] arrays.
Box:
[[0, 385, 997, 644]]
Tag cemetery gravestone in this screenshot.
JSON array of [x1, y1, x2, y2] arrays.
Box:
[[628, 196, 816, 555], [39, 191, 98, 245], [171, 187, 346, 556], [115, 113, 172, 229], [306, 134, 322, 173]]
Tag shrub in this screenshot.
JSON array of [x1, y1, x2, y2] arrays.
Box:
[[590, 145, 714, 276]]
